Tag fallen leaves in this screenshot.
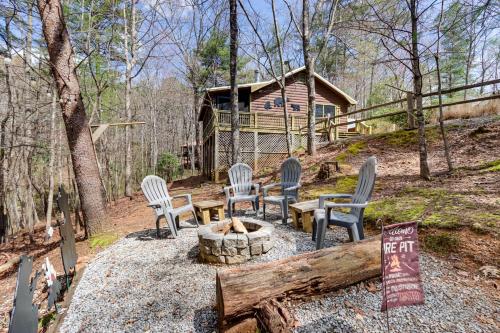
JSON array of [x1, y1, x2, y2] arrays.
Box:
[[365, 281, 378, 293], [479, 265, 499, 278]]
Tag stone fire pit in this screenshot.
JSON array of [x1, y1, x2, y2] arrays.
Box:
[[198, 219, 274, 264]]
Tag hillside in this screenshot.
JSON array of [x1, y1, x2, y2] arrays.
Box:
[[269, 116, 499, 269]]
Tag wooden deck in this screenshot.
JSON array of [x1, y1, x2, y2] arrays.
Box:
[[203, 110, 338, 141]]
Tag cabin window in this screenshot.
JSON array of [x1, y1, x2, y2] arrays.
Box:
[[215, 91, 250, 112], [291, 104, 300, 112], [315, 104, 336, 118], [274, 97, 284, 107]]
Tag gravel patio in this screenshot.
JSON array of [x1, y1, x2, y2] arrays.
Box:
[[59, 212, 498, 333]]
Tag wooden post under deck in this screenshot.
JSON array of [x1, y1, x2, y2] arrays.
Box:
[[253, 131, 258, 171], [214, 128, 220, 182]]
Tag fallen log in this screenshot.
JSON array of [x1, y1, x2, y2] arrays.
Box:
[[216, 236, 381, 331], [255, 299, 298, 333]]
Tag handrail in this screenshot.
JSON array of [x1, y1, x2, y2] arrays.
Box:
[[329, 93, 499, 129], [331, 78, 500, 120]]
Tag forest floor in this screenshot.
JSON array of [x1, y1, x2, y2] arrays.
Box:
[[0, 116, 499, 332]]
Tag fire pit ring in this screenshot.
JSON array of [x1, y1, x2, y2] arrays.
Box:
[[198, 219, 274, 264]]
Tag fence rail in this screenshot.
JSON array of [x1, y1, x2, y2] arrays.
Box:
[[300, 79, 500, 136]]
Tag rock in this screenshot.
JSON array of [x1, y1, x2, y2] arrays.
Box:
[[235, 234, 248, 248], [238, 247, 250, 257], [221, 246, 237, 256], [250, 243, 263, 256], [262, 240, 273, 253], [200, 245, 211, 255], [201, 253, 225, 264], [247, 231, 266, 245], [211, 246, 222, 256], [225, 255, 247, 265], [223, 234, 238, 248], [202, 233, 223, 248]]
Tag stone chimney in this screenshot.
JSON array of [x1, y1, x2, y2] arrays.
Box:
[[254, 69, 260, 83]]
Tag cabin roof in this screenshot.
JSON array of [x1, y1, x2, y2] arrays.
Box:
[[204, 66, 357, 104]]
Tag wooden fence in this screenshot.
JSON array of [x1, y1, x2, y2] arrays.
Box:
[[300, 78, 500, 141]]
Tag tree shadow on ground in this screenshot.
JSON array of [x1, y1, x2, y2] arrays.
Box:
[[187, 244, 200, 263], [294, 315, 358, 333], [193, 305, 217, 333], [125, 228, 174, 240]]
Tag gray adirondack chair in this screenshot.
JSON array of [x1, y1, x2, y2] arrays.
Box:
[[224, 163, 260, 217], [141, 175, 198, 238], [312, 156, 377, 250], [262, 157, 302, 223]]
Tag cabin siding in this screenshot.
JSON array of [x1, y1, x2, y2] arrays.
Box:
[[251, 73, 349, 132]]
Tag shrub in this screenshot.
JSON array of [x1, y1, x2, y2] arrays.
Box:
[[157, 152, 181, 182]]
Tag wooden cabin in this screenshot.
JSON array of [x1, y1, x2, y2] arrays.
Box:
[[199, 67, 357, 181]]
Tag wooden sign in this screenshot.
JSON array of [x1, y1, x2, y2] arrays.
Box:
[[56, 186, 78, 275], [381, 221, 424, 311], [8, 255, 40, 333]]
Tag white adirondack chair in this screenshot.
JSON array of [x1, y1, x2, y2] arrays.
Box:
[[224, 163, 260, 217], [141, 175, 198, 238]]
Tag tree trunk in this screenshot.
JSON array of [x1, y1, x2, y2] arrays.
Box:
[[229, 0, 241, 164], [0, 13, 14, 241], [302, 0, 316, 156], [37, 0, 108, 236], [216, 237, 381, 330], [435, 0, 453, 173], [46, 87, 57, 234], [410, 0, 430, 180], [272, 0, 292, 157], [194, 88, 202, 173], [124, 0, 137, 197]]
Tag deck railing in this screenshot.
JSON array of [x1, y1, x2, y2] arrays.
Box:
[[215, 110, 312, 131]]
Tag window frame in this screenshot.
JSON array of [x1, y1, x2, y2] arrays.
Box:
[[315, 103, 337, 119]]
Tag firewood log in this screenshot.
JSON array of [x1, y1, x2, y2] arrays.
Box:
[[219, 223, 233, 235], [230, 217, 248, 234]]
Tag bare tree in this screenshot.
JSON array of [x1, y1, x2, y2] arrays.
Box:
[[230, 0, 241, 164], [302, 0, 317, 155], [434, 0, 453, 172], [239, 0, 292, 156], [37, 0, 108, 235], [45, 86, 58, 234], [157, 0, 226, 174], [409, 0, 431, 179], [285, 0, 340, 156], [123, 0, 137, 197], [350, 0, 431, 179]]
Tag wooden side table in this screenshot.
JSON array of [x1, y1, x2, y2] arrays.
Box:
[[289, 199, 319, 233], [193, 200, 225, 225]]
